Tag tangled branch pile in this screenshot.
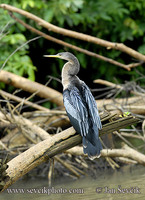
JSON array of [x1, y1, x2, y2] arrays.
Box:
[[0, 70, 144, 192]]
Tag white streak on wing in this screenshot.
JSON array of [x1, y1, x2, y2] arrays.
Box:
[[82, 83, 102, 130], [63, 96, 79, 120], [64, 95, 83, 136]]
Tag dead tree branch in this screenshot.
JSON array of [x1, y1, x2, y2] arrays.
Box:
[[66, 144, 145, 166], [0, 4, 144, 70], [97, 96, 144, 107], [1, 127, 78, 192], [0, 70, 63, 106], [0, 70, 144, 114], [0, 4, 144, 61], [0, 90, 50, 112], [0, 111, 139, 192], [0, 112, 51, 141], [9, 12, 136, 71], [94, 79, 145, 97]]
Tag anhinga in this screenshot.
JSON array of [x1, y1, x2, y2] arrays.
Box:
[[45, 52, 102, 159]]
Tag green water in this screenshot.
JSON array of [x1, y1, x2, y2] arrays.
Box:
[[1, 165, 145, 200]]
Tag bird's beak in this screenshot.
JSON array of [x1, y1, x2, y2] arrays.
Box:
[[43, 55, 61, 58]]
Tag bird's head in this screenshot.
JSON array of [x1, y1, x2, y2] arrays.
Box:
[[44, 52, 80, 77], [44, 52, 75, 62]]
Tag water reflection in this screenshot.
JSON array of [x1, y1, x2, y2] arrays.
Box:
[[1, 165, 145, 200]]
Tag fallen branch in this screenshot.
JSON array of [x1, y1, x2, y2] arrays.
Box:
[[96, 96, 145, 115], [121, 105, 145, 115], [0, 112, 51, 141], [120, 132, 144, 141], [116, 157, 137, 164], [0, 70, 63, 106], [0, 90, 50, 112], [98, 101, 145, 115], [0, 110, 139, 143], [55, 156, 81, 178], [0, 112, 139, 192], [0, 70, 144, 113], [94, 79, 145, 97], [1, 127, 78, 192], [97, 96, 144, 107], [66, 144, 145, 166]]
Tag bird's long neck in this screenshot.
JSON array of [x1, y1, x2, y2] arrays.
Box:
[[61, 58, 80, 90]]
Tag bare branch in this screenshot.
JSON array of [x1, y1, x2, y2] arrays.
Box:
[[94, 79, 145, 97], [9, 11, 132, 70], [0, 4, 144, 70], [0, 4, 145, 62], [0, 90, 50, 112], [120, 132, 144, 141], [0, 70, 63, 106], [66, 144, 145, 166], [0, 70, 145, 115]]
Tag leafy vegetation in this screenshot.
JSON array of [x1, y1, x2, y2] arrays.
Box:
[[0, 0, 145, 88]]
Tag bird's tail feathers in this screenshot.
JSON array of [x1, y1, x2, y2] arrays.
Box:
[[83, 137, 102, 160]]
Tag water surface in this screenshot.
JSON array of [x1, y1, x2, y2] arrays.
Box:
[[1, 165, 145, 200]]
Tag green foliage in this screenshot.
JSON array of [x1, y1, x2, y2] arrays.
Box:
[[42, 101, 51, 109], [0, 0, 36, 82], [0, 0, 145, 91], [0, 32, 36, 80]]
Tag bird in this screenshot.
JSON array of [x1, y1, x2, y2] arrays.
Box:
[[44, 52, 102, 159]]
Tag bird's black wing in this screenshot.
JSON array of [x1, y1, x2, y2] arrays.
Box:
[[81, 82, 102, 130], [63, 87, 89, 137]]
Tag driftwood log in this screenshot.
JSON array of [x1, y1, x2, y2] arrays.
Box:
[[0, 70, 63, 106]]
